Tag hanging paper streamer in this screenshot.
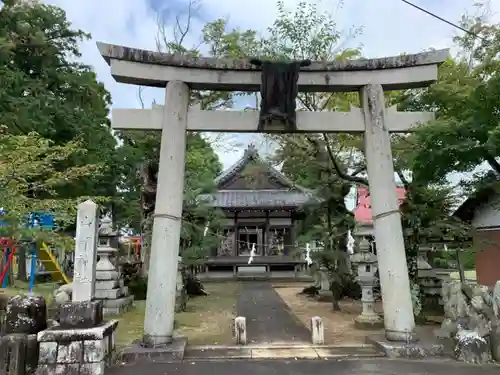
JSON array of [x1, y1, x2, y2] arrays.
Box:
[[203, 221, 210, 237], [248, 243, 256, 264], [304, 243, 313, 266], [347, 230, 355, 255]]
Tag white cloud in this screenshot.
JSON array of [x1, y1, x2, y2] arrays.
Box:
[[41, 0, 499, 173]]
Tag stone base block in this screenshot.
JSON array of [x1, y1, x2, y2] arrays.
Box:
[[0, 333, 39, 375], [95, 270, 119, 280], [100, 295, 134, 316], [354, 314, 384, 330], [38, 320, 118, 343], [36, 320, 118, 375], [95, 288, 122, 300], [59, 301, 103, 329], [36, 361, 106, 375], [118, 337, 187, 363], [366, 333, 448, 359], [6, 294, 47, 334], [95, 280, 119, 290]]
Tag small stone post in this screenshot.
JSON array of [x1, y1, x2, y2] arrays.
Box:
[[143, 81, 189, 347], [361, 84, 416, 341], [73, 200, 99, 302], [310, 316, 324, 345], [351, 237, 383, 330], [235, 316, 247, 345]]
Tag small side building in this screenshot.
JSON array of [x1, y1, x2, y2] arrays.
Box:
[[454, 182, 500, 287]]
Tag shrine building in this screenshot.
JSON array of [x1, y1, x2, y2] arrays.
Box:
[[197, 144, 315, 279]]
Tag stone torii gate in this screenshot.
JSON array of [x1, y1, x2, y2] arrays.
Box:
[[98, 42, 448, 347]]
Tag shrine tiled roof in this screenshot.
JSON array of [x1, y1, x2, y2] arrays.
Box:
[[197, 144, 316, 209], [198, 189, 316, 209], [214, 144, 301, 190]]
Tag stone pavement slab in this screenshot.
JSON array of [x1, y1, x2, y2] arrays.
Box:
[[107, 358, 500, 375], [236, 282, 310, 344]]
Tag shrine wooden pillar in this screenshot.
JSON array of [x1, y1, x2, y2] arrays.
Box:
[[288, 214, 296, 256], [234, 211, 239, 256], [264, 210, 270, 256]]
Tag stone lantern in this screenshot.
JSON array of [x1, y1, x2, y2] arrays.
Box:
[[95, 217, 134, 315], [350, 237, 383, 329]]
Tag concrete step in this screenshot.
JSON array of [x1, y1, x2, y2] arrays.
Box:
[[184, 344, 385, 360]]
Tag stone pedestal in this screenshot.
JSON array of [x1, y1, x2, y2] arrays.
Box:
[[35, 301, 118, 375], [94, 217, 134, 316], [351, 238, 383, 330]]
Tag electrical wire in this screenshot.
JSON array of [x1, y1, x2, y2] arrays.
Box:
[[400, 0, 488, 42]]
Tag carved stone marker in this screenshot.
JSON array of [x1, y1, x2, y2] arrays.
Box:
[[250, 58, 311, 132], [73, 200, 99, 302]]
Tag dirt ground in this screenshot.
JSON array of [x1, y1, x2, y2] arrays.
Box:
[[274, 285, 385, 345], [115, 282, 239, 348]]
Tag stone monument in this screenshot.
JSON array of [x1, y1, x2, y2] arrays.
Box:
[[351, 237, 383, 329], [94, 217, 134, 315], [35, 200, 119, 375]]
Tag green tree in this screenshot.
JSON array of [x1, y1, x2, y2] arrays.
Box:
[[0, 129, 104, 283], [397, 3, 500, 183], [0, 0, 118, 214]]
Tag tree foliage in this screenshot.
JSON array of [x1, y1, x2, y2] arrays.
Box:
[[0, 0, 118, 214], [399, 3, 500, 183], [0, 128, 104, 250]]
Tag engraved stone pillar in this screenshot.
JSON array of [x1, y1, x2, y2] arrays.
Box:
[[351, 238, 383, 329], [143, 81, 189, 347], [73, 200, 99, 302], [361, 84, 416, 341]]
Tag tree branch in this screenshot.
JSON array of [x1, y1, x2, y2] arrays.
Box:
[[306, 135, 369, 186]]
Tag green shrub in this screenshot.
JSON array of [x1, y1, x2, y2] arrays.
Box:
[[128, 278, 148, 300]]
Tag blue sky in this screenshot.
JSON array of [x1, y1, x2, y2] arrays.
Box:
[[40, 0, 499, 200]]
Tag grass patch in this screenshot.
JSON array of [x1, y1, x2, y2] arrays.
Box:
[[2, 280, 58, 301], [115, 282, 239, 348]]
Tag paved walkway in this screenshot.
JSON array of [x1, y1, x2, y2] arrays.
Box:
[[235, 282, 310, 344], [108, 358, 500, 375]]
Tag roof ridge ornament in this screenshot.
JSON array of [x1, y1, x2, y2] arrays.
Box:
[[244, 143, 259, 158]]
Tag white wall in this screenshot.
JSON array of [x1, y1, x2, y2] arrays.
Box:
[[472, 193, 500, 230]]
